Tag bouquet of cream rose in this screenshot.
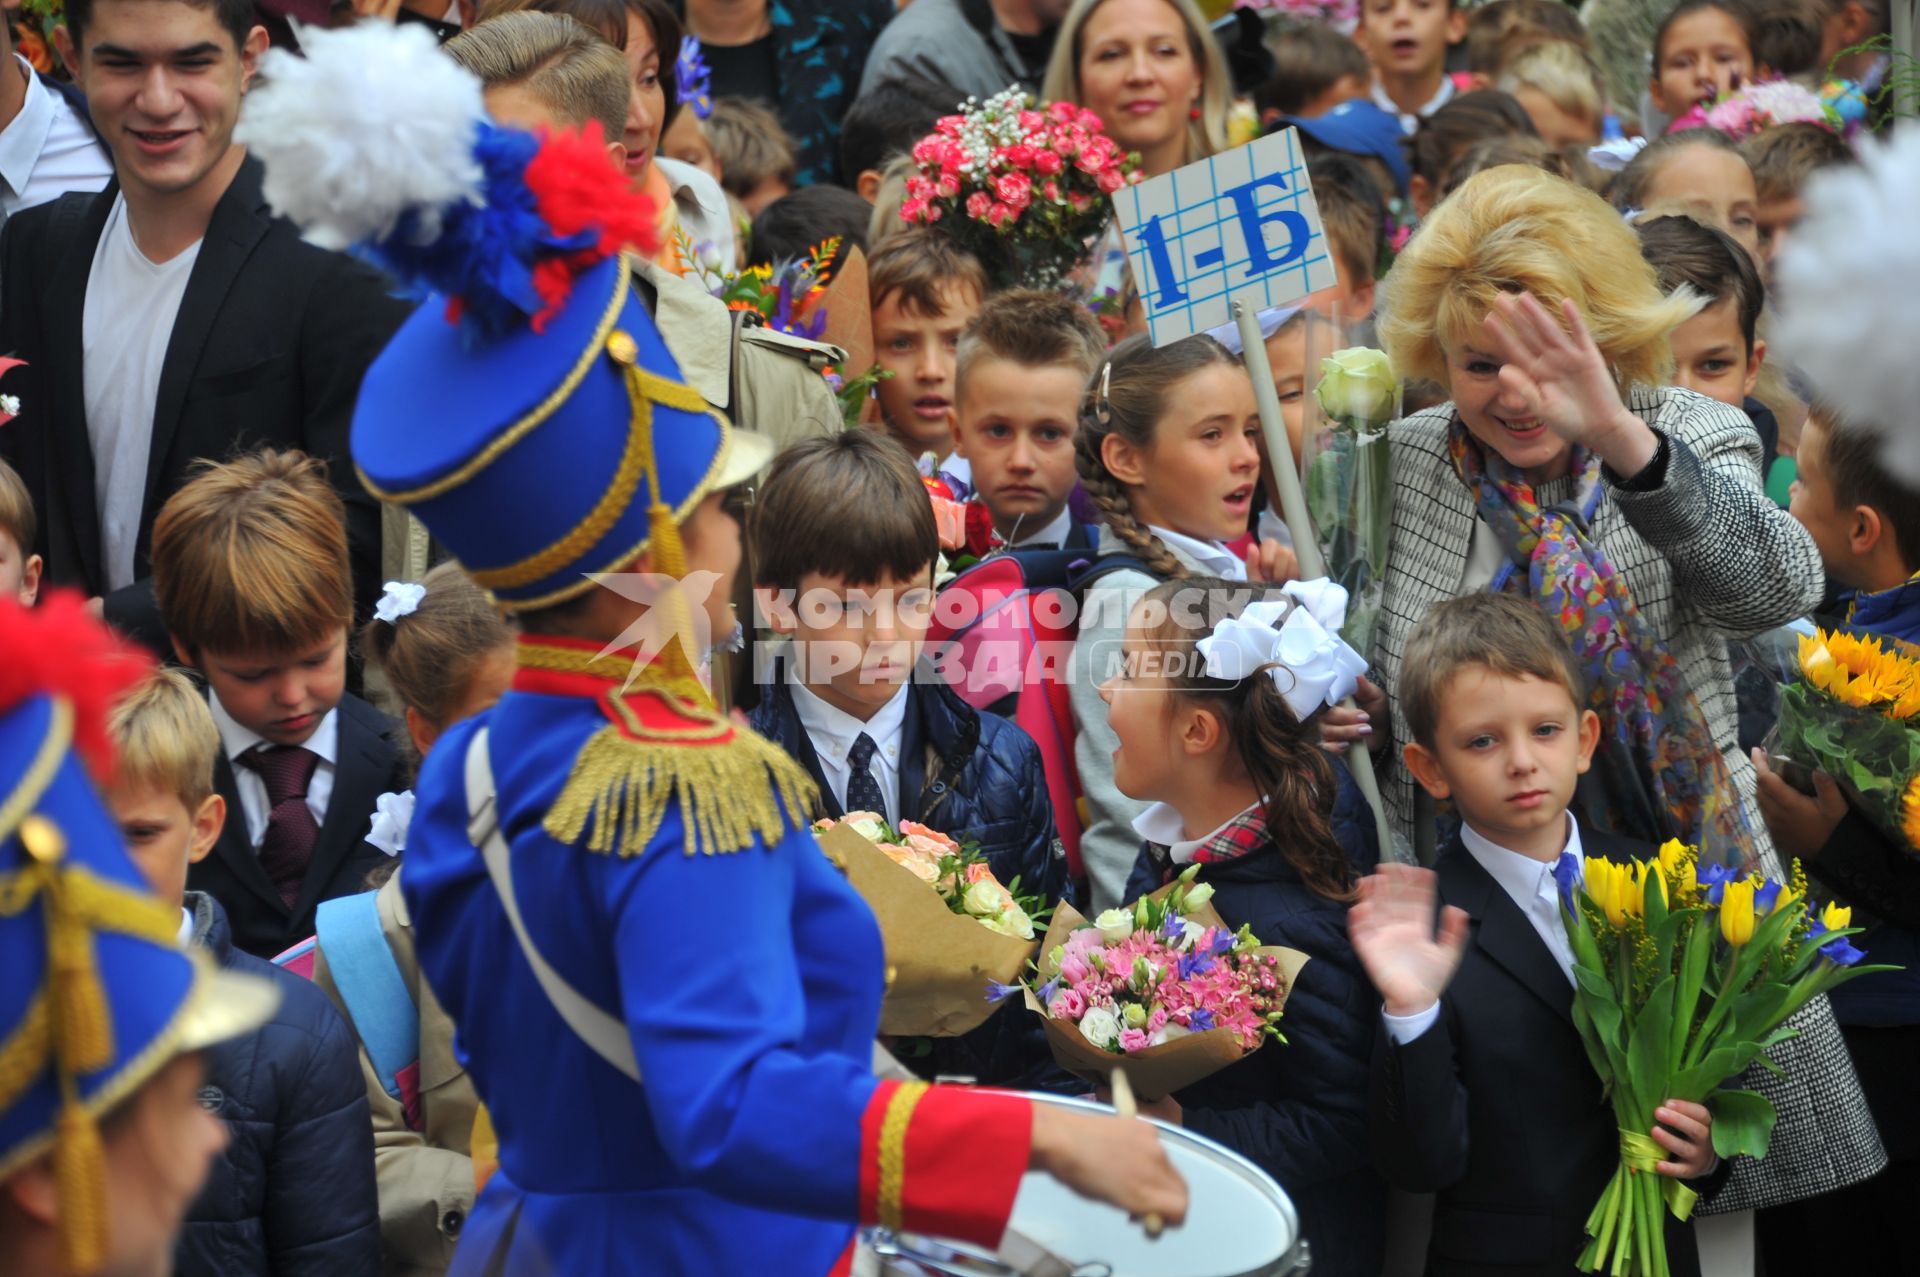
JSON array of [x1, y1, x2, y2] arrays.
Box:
[[1302, 343, 1397, 654], [995, 866, 1308, 1098], [813, 813, 1046, 1036]]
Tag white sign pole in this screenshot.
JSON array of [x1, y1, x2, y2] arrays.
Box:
[[1233, 300, 1397, 861]]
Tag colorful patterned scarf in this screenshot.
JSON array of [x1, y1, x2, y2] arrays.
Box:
[[1449, 422, 1756, 868]]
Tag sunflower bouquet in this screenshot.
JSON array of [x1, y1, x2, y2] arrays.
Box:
[[1771, 628, 1920, 853], [1566, 841, 1884, 1277]]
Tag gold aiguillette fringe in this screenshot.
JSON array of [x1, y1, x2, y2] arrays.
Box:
[[543, 720, 818, 858]]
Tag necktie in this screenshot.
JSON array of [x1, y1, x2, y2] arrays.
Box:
[[1553, 848, 1582, 914], [239, 745, 321, 910], [844, 732, 887, 820]]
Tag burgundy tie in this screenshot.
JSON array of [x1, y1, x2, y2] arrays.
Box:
[[239, 745, 321, 910]]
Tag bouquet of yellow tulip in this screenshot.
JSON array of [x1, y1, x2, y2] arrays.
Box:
[[1773, 628, 1920, 852], [1566, 840, 1885, 1277]]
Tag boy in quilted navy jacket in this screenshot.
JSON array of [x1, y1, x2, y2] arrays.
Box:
[[749, 431, 1074, 1087], [105, 667, 379, 1277], [749, 429, 1070, 906]]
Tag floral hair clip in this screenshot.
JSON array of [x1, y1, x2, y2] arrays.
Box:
[[1196, 579, 1369, 721], [374, 580, 427, 625], [676, 37, 713, 121]]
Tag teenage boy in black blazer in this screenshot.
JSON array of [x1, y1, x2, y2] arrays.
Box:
[[1352, 594, 1727, 1276], [0, 0, 405, 628]]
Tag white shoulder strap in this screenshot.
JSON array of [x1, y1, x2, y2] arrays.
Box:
[[463, 728, 641, 1082]]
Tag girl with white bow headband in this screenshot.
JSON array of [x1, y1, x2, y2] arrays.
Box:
[[1095, 574, 1389, 1277]]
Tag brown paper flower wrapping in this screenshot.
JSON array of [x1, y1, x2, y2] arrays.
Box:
[[1021, 884, 1310, 1100], [817, 822, 1039, 1036]]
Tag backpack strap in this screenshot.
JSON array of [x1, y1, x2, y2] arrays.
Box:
[[463, 727, 643, 1082], [1065, 551, 1154, 595], [315, 892, 420, 1103]]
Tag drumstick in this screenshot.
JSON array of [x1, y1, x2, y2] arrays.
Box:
[[1107, 1068, 1166, 1240]]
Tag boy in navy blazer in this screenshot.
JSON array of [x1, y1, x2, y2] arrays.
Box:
[[151, 449, 406, 959], [1352, 594, 1726, 1276]]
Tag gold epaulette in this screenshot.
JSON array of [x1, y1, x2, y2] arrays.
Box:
[[516, 640, 817, 857]]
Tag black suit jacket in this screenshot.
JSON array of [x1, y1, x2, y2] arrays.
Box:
[[190, 691, 409, 959], [0, 154, 406, 621], [1369, 824, 1727, 1276]]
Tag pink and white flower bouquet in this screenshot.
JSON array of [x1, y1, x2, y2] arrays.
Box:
[[900, 87, 1141, 291], [1669, 78, 1844, 139], [997, 866, 1309, 1098], [813, 813, 1048, 1036]]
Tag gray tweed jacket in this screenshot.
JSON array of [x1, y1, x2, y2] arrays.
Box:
[[1372, 384, 1885, 1212]]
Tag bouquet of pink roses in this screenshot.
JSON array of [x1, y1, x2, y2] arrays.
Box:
[[900, 87, 1140, 291], [814, 813, 1047, 1036], [997, 866, 1308, 1098]]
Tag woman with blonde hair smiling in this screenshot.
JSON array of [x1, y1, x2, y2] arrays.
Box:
[[1040, 0, 1232, 179], [1353, 162, 1882, 1225]]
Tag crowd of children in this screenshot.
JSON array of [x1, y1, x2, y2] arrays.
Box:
[[0, 0, 1914, 1271]]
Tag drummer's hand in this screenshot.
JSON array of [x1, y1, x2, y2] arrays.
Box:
[[1030, 1104, 1189, 1229], [1348, 864, 1469, 1018], [1319, 677, 1387, 756], [1245, 538, 1298, 585]]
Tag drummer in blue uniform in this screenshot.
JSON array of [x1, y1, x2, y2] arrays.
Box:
[[0, 596, 281, 1277], [239, 24, 1188, 1275]]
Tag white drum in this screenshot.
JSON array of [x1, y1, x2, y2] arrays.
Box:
[[866, 1093, 1308, 1277]]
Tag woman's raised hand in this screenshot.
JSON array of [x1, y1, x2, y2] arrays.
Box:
[[1482, 293, 1658, 477], [1348, 864, 1469, 1018]]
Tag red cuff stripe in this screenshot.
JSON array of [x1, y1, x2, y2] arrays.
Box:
[[858, 1082, 1032, 1250]]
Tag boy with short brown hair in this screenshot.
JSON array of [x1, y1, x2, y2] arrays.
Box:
[[150, 449, 406, 958], [867, 229, 989, 486], [1739, 122, 1857, 276], [952, 289, 1104, 551], [1357, 592, 1723, 1276], [0, 457, 42, 604], [706, 97, 800, 216], [1311, 170, 1383, 321], [1362, 0, 1470, 133], [1255, 23, 1371, 123]]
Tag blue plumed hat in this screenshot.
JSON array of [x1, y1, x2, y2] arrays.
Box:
[[0, 596, 277, 1273], [236, 23, 769, 614]]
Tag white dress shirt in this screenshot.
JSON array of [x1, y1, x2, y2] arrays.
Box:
[[1009, 505, 1074, 549], [209, 694, 340, 850], [1372, 73, 1457, 136], [1149, 526, 1247, 581], [0, 55, 111, 218], [788, 674, 910, 826], [1383, 815, 1583, 1044], [1133, 799, 1261, 865]]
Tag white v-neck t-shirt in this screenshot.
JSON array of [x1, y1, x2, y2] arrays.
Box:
[[81, 194, 202, 590]]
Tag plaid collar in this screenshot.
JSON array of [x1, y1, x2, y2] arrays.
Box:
[[1135, 799, 1269, 869], [1188, 804, 1270, 866]]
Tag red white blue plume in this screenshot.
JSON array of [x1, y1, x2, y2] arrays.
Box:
[[236, 22, 660, 341], [1773, 129, 1920, 485]]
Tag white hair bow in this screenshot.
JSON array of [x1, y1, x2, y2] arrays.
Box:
[[1196, 578, 1369, 720], [375, 580, 427, 625], [1587, 136, 1648, 173]]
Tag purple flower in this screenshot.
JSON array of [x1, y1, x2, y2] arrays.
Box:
[[1754, 879, 1783, 915], [1700, 863, 1737, 905], [1188, 1008, 1216, 1032], [1805, 921, 1867, 967], [985, 979, 1022, 1002]]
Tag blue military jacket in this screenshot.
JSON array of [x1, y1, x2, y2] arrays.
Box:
[[403, 638, 1032, 1274]]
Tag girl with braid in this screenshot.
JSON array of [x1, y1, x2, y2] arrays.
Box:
[[1066, 334, 1306, 910], [1096, 577, 1384, 1275]]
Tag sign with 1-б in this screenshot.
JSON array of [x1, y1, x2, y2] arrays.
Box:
[[1114, 128, 1337, 348]]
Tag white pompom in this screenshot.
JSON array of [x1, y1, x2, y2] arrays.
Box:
[[235, 22, 487, 251], [1773, 131, 1920, 485]]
